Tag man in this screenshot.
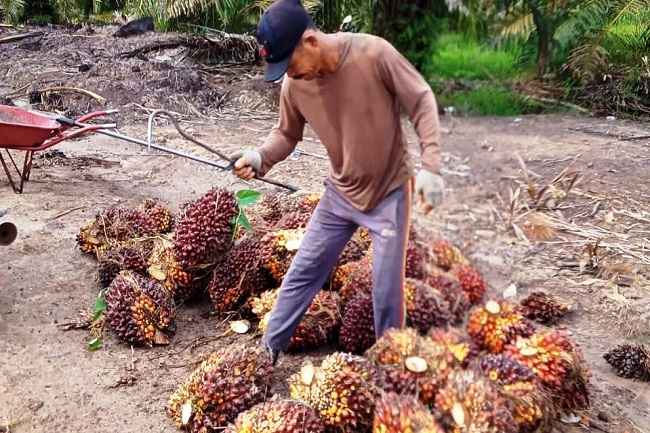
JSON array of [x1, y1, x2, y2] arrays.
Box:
[[230, 0, 444, 365]]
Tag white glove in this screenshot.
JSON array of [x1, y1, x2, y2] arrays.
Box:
[[415, 169, 444, 214], [229, 150, 262, 180], [229, 150, 262, 171]]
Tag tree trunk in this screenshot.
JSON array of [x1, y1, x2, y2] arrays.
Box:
[[530, 5, 550, 77]]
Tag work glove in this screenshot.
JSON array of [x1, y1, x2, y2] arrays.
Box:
[[229, 150, 262, 181], [414, 169, 444, 215]]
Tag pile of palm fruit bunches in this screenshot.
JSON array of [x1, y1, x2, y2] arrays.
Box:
[[76, 186, 595, 433]]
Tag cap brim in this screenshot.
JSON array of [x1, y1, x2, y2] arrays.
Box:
[[264, 56, 292, 82]]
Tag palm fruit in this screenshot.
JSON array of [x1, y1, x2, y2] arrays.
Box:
[[427, 328, 480, 368], [365, 327, 454, 407], [166, 343, 274, 432], [275, 210, 312, 230], [148, 237, 201, 301], [425, 270, 470, 323], [208, 233, 275, 313], [172, 187, 239, 269], [452, 264, 486, 305], [404, 278, 452, 334], [503, 330, 591, 411], [260, 228, 306, 281], [467, 299, 535, 354], [373, 392, 443, 433], [519, 291, 570, 324], [338, 256, 373, 301], [251, 289, 341, 352], [76, 205, 157, 257], [338, 292, 376, 354], [96, 241, 153, 287], [138, 198, 174, 233], [479, 354, 553, 432], [251, 193, 285, 226], [405, 226, 426, 279], [224, 399, 326, 433], [103, 270, 174, 347], [426, 239, 469, 271], [433, 369, 518, 433], [287, 352, 380, 432], [298, 193, 321, 213], [604, 343, 650, 380]]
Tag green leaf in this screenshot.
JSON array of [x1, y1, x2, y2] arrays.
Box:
[[92, 296, 107, 313], [236, 189, 261, 206], [237, 211, 252, 231], [88, 336, 102, 351]]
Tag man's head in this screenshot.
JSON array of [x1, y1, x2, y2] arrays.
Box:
[[256, 0, 322, 82]]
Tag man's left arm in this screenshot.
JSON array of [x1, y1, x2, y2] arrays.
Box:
[[375, 39, 442, 175]]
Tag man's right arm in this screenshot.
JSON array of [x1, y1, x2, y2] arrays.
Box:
[[257, 79, 305, 176]]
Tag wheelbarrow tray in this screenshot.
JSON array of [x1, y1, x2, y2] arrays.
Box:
[[0, 105, 62, 148]]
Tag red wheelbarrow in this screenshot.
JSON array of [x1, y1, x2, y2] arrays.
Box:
[[0, 105, 296, 194]]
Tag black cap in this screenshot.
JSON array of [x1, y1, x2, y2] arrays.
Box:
[[256, 0, 314, 82]]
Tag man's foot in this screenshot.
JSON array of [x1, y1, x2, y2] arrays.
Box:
[[260, 341, 280, 366]]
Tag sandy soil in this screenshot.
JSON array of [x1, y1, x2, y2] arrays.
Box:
[[1, 23, 650, 433]]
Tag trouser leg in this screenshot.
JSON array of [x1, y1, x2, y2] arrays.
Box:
[[262, 183, 358, 352], [356, 180, 413, 339]]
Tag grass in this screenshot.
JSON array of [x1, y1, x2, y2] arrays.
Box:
[[426, 33, 544, 116]]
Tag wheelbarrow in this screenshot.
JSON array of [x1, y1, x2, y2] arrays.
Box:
[[0, 105, 297, 194]]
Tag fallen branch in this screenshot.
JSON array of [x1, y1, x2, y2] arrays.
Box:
[[523, 95, 591, 114], [34, 86, 106, 104], [0, 31, 44, 44]]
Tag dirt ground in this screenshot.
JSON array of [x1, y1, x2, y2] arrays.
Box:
[[2, 24, 650, 433]]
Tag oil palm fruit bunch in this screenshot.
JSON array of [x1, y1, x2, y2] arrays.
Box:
[[519, 291, 571, 324], [372, 392, 444, 433], [224, 399, 326, 433], [503, 330, 591, 411], [148, 237, 202, 301], [96, 241, 153, 287], [287, 353, 380, 432], [251, 289, 341, 352], [467, 299, 535, 354], [404, 278, 452, 334], [208, 233, 275, 313], [138, 198, 174, 233], [433, 369, 518, 433], [338, 291, 376, 354], [604, 343, 650, 380], [425, 270, 470, 324], [260, 228, 306, 281], [172, 187, 240, 270], [479, 354, 553, 432], [297, 193, 321, 213], [103, 270, 174, 347], [426, 239, 469, 271], [427, 328, 480, 368], [76, 205, 158, 257], [451, 265, 486, 305], [338, 256, 373, 301], [167, 343, 275, 432], [365, 327, 453, 407], [251, 193, 285, 226], [275, 209, 313, 230]]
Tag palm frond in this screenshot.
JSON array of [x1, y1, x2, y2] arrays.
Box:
[[1, 0, 26, 24], [500, 12, 534, 36]]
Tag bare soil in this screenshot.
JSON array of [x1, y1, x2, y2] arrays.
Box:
[[2, 24, 650, 433]]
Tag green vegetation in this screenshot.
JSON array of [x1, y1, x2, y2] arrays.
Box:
[[0, 0, 648, 118]]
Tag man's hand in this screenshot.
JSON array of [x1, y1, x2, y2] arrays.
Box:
[[229, 150, 262, 181], [414, 169, 444, 215]]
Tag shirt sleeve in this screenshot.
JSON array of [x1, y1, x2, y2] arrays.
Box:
[[257, 79, 306, 176], [375, 39, 442, 175]]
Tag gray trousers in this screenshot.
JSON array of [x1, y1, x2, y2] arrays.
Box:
[[262, 178, 414, 352]]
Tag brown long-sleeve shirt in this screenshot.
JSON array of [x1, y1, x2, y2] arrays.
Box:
[[257, 32, 442, 212]]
